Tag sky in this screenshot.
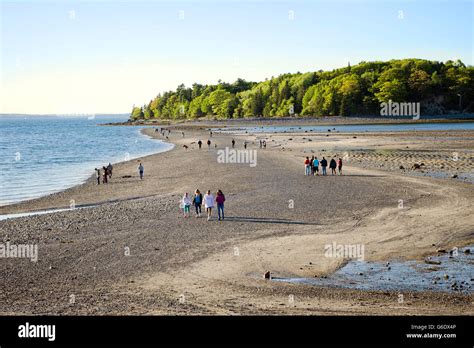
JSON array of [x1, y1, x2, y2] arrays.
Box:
[[0, 0, 472, 114]]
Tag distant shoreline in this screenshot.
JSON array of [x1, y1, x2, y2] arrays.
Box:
[[104, 115, 474, 128]]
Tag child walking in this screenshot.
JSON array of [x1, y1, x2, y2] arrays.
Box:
[[181, 193, 192, 218]]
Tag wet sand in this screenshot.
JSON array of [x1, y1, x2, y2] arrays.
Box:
[[0, 122, 473, 315]]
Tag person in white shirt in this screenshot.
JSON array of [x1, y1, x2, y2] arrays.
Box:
[[203, 190, 215, 221], [181, 193, 192, 218]]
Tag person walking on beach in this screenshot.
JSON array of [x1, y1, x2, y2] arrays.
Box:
[[216, 190, 226, 221], [304, 156, 311, 176], [310, 156, 315, 175], [181, 193, 192, 218], [243, 141, 247, 149], [107, 163, 113, 178], [313, 157, 319, 176], [95, 168, 101, 185], [198, 140, 202, 149], [207, 139, 211, 149], [210, 131, 213, 137], [337, 157, 343, 175], [232, 139, 235, 148], [321, 157, 328, 176], [138, 162, 144, 180], [203, 190, 214, 221], [192, 189, 203, 217], [102, 166, 108, 184], [330, 158, 337, 175]]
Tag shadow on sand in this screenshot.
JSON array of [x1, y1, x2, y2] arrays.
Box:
[[222, 216, 319, 225]]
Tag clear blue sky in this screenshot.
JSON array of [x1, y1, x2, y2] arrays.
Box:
[[1, 0, 472, 114]]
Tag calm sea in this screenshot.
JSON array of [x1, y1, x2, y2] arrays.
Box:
[[0, 115, 172, 206]]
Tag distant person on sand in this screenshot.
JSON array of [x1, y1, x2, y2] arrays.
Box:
[[182, 193, 192, 218], [203, 190, 214, 221], [304, 157, 311, 176], [182, 131, 185, 137], [310, 156, 315, 175], [321, 157, 328, 176], [243, 141, 247, 149], [107, 163, 113, 178], [138, 162, 144, 180], [207, 139, 211, 149], [337, 157, 343, 175], [95, 168, 101, 185], [313, 157, 319, 176], [198, 140, 202, 149], [210, 131, 213, 137], [330, 158, 337, 175], [192, 189, 203, 217], [216, 189, 226, 221], [232, 139, 235, 148], [102, 166, 108, 184]]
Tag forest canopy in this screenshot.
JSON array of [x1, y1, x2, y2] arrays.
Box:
[[130, 59, 474, 120]]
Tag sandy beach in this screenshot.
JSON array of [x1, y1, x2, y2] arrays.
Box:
[[1, 120, 473, 315]]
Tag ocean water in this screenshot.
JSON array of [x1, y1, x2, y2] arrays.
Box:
[[213, 122, 474, 134], [0, 115, 172, 206]]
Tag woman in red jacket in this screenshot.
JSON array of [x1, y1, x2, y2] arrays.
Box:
[[216, 190, 226, 221]]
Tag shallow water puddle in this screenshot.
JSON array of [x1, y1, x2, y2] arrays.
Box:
[[272, 246, 473, 294]]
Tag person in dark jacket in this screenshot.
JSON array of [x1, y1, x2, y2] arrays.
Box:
[[95, 168, 101, 185], [321, 157, 328, 176], [329, 158, 337, 175], [102, 166, 108, 184], [192, 189, 203, 217]]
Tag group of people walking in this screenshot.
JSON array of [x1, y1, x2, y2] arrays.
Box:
[[195, 138, 250, 150], [95, 163, 113, 184], [95, 161, 145, 184], [304, 156, 343, 176], [181, 189, 226, 221]]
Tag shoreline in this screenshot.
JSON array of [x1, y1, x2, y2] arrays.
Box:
[[106, 115, 474, 128], [0, 130, 175, 214], [1, 123, 473, 315]]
